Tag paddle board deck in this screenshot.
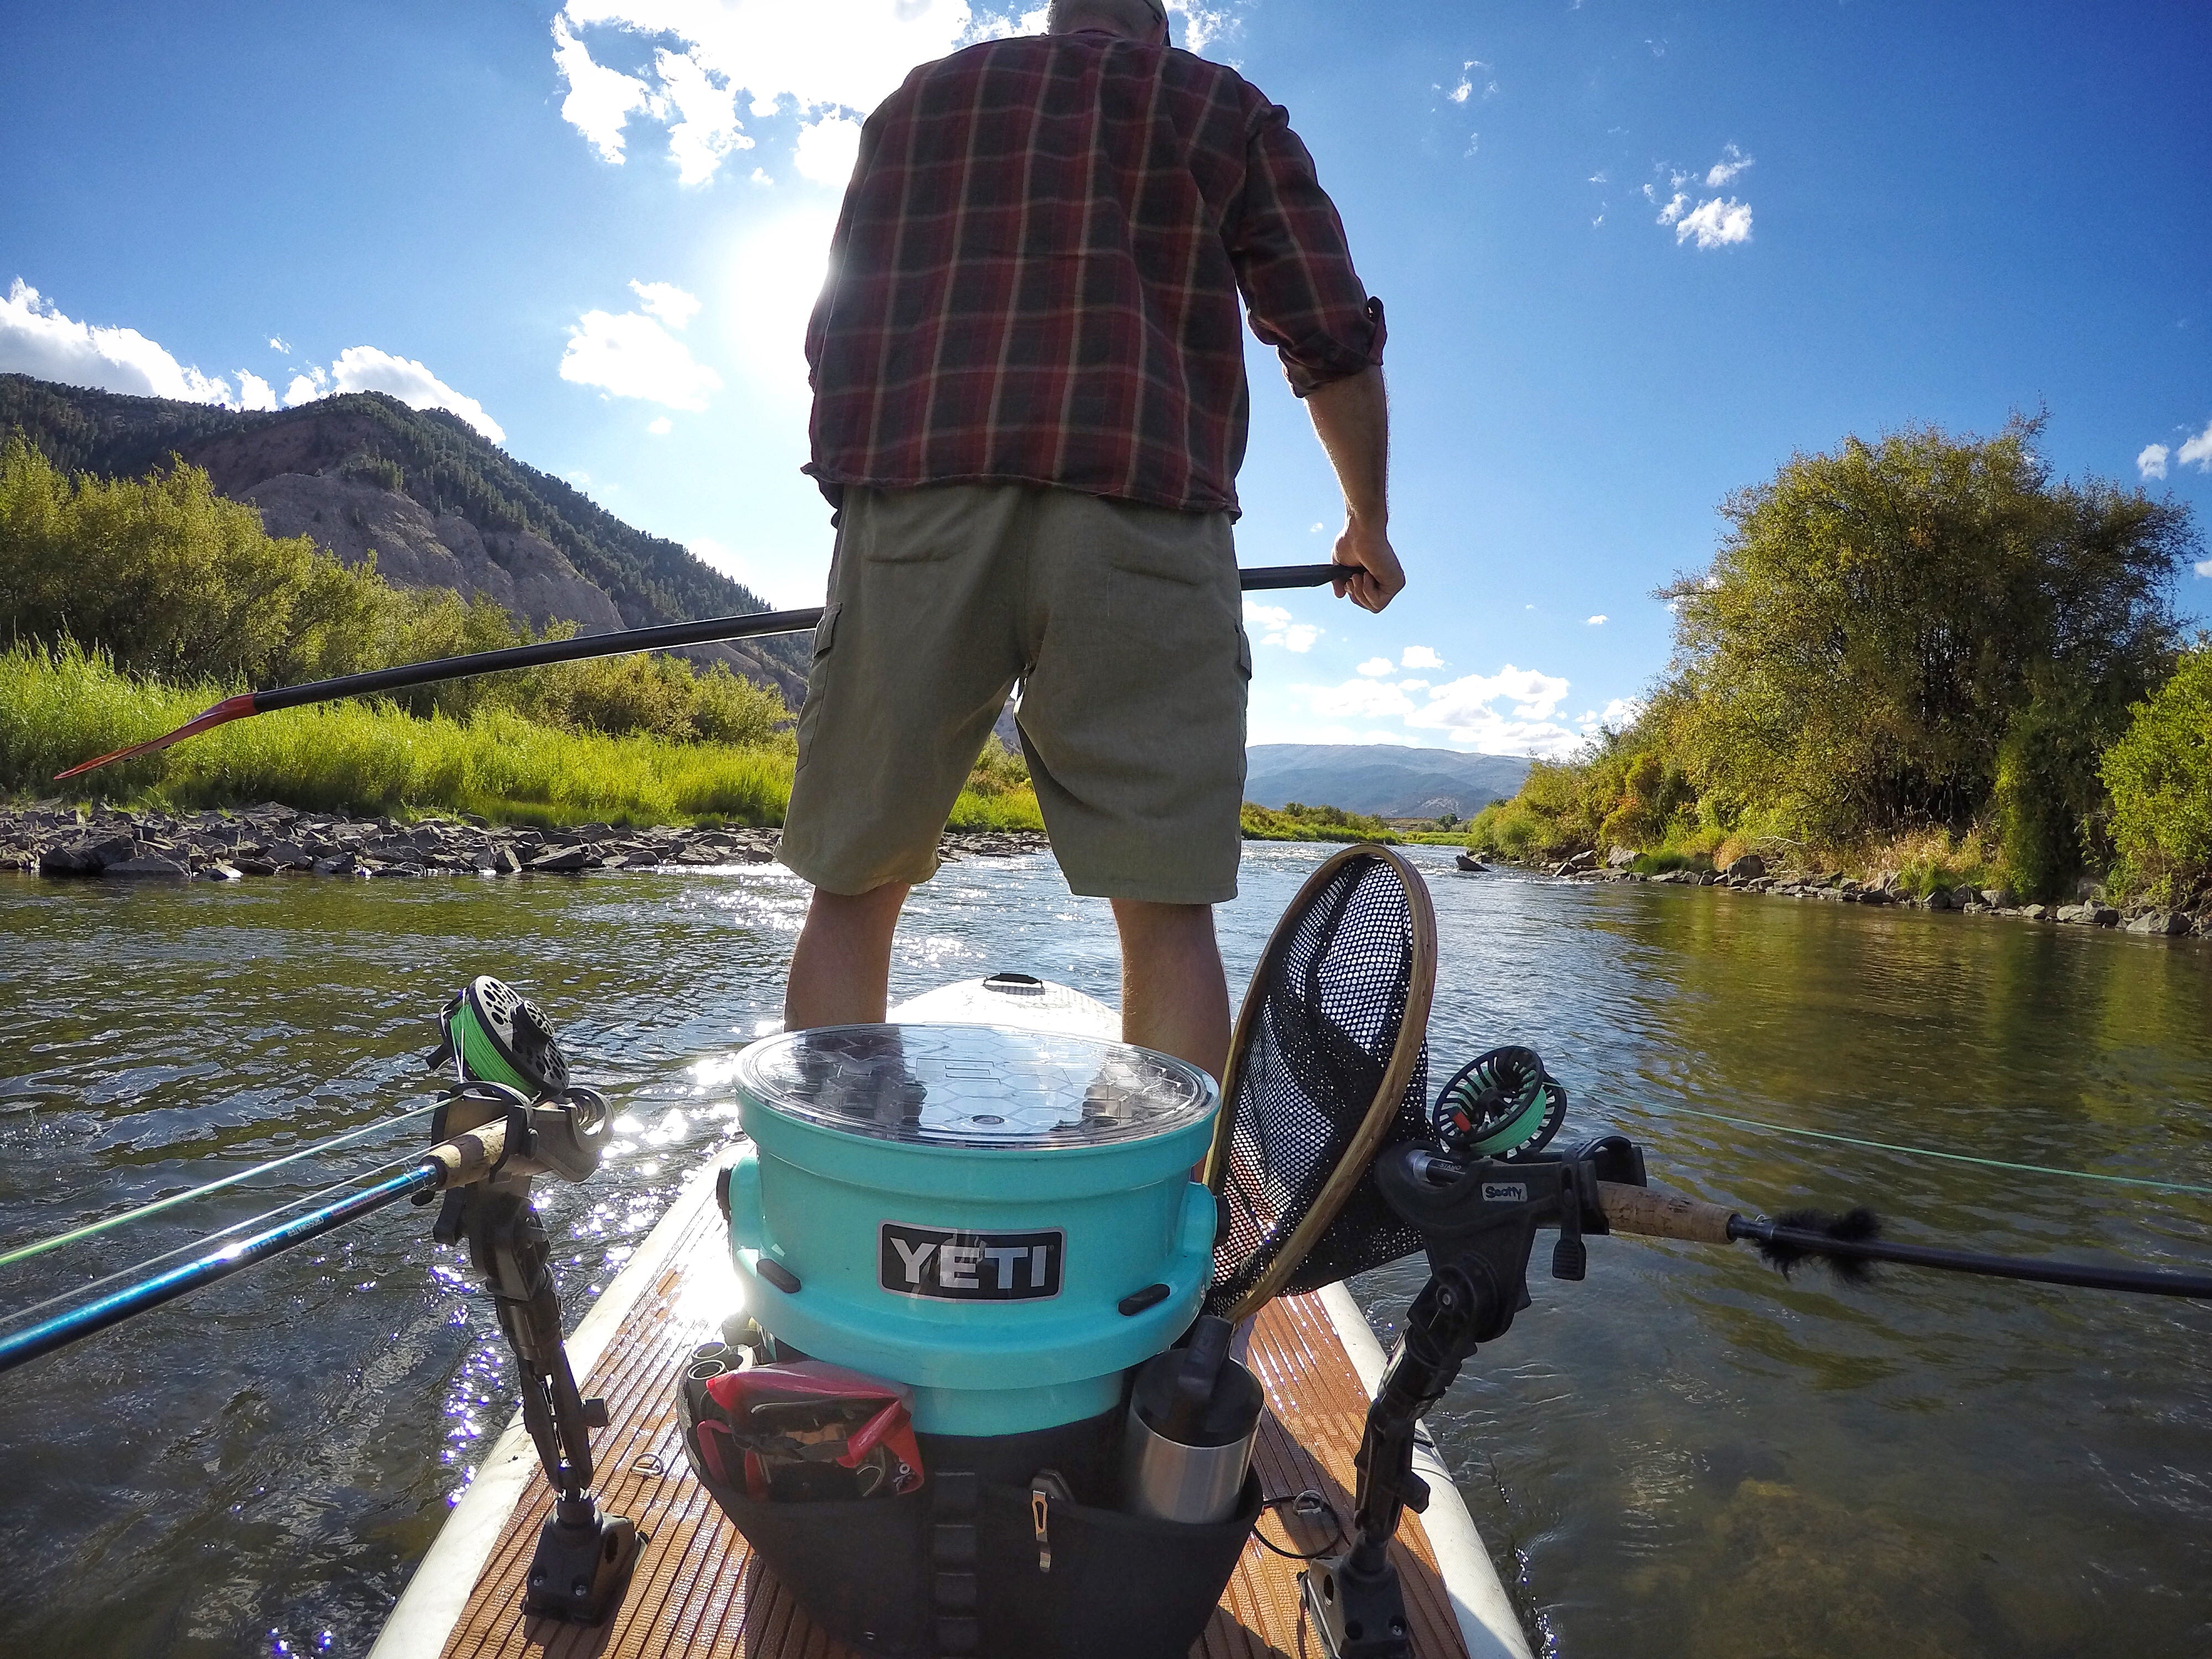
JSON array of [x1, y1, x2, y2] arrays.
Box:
[[372, 978, 1532, 1659]]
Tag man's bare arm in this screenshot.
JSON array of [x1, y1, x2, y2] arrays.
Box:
[[1303, 366, 1403, 612]]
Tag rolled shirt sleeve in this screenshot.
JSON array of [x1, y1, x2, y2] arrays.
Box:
[[1228, 104, 1387, 398]]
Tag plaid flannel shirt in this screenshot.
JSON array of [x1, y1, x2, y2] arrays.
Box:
[[803, 30, 1385, 519]]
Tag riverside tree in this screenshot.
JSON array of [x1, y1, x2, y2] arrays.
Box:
[[1658, 417, 2194, 894]]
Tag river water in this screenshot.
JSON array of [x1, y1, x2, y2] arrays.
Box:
[[2, 844, 2208, 1657]]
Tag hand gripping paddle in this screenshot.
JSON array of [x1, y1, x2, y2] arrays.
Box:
[[1202, 844, 1437, 1322]]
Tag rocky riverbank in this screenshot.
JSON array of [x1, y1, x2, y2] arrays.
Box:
[[0, 802, 1048, 881], [1504, 847, 2210, 938]]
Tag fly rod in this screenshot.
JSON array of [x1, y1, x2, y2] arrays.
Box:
[[1597, 1183, 2212, 1298], [0, 1110, 521, 1378], [55, 561, 1358, 780]]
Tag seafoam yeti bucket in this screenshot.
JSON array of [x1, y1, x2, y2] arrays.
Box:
[[724, 1024, 1220, 1436]]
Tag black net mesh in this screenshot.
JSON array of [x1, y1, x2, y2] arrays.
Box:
[[1204, 852, 1430, 1317]]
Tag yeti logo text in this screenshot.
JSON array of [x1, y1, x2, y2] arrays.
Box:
[[879, 1223, 1064, 1301]]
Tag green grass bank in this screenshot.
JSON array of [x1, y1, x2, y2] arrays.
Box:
[[1, 642, 1044, 832]]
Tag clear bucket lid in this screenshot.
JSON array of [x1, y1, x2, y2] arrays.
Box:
[[734, 1024, 1216, 1150]]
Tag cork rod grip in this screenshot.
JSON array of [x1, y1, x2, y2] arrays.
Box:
[[1598, 1181, 1739, 1245], [426, 1117, 510, 1189]]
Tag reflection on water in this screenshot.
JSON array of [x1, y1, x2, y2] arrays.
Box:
[[2, 848, 2209, 1656]]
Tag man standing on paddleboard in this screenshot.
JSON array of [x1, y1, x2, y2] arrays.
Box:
[[778, 0, 1397, 1077]]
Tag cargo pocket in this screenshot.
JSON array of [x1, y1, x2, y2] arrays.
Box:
[[681, 1419, 931, 1657], [974, 1473, 1262, 1659]]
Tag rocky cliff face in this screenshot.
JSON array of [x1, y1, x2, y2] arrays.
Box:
[[244, 472, 628, 636]]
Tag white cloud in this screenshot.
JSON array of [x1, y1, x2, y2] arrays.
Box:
[[1298, 662, 1584, 757], [2195, 560, 2212, 580], [1670, 196, 1752, 249], [1, 279, 236, 404], [1587, 614, 1607, 625], [322, 346, 506, 441], [1355, 656, 1394, 676], [1705, 144, 1753, 187], [561, 306, 723, 410], [0, 284, 497, 437], [1309, 521, 1324, 533], [551, 14, 660, 164], [1308, 677, 1418, 722], [794, 114, 864, 187], [554, 3, 1245, 185], [1442, 59, 1494, 105], [2180, 418, 2212, 472], [648, 415, 674, 435], [2137, 444, 2170, 481], [654, 44, 753, 185], [1400, 645, 1443, 669], [235, 369, 278, 411], [629, 279, 702, 328], [1650, 160, 1754, 249], [1244, 601, 1323, 653], [268, 335, 291, 353]]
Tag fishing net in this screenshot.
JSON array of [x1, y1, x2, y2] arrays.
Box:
[[1203, 846, 1435, 1321]]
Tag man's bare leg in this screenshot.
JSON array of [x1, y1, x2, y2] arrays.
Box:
[[784, 881, 912, 1030], [1112, 898, 1232, 1081]]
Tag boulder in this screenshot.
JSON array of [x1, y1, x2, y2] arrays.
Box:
[[2127, 910, 2192, 936], [102, 852, 190, 879], [201, 863, 244, 881], [526, 846, 594, 874], [1856, 886, 1891, 906], [39, 834, 137, 876], [1924, 887, 1953, 911], [1722, 852, 1766, 880], [1606, 846, 1637, 870]]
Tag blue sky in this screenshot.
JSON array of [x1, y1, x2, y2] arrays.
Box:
[[4, 0, 2208, 757]]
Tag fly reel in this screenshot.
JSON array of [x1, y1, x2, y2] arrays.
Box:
[[431, 974, 572, 1098], [1431, 1045, 1568, 1161]]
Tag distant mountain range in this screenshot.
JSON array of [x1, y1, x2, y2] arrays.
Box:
[[0, 374, 810, 700], [1244, 743, 1531, 819]]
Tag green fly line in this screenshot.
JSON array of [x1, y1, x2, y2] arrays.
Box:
[[0, 1100, 442, 1271], [1640, 1103, 2212, 1198]]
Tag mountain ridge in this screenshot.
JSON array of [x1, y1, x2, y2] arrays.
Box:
[[1243, 743, 1532, 820], [0, 374, 810, 698]]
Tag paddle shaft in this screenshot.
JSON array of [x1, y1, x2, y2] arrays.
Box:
[[0, 1119, 514, 1378], [54, 563, 1355, 779], [258, 562, 1353, 712], [1596, 1181, 2212, 1298]]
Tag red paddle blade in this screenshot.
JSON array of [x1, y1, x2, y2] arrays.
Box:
[[51, 694, 259, 781]]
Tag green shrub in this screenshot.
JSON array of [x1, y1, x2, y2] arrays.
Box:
[[1240, 800, 1396, 842], [2104, 643, 2212, 904]]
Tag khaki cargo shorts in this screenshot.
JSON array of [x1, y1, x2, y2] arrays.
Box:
[[778, 482, 1251, 905]]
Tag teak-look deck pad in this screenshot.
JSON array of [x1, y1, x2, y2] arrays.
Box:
[[428, 1188, 1472, 1659]]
